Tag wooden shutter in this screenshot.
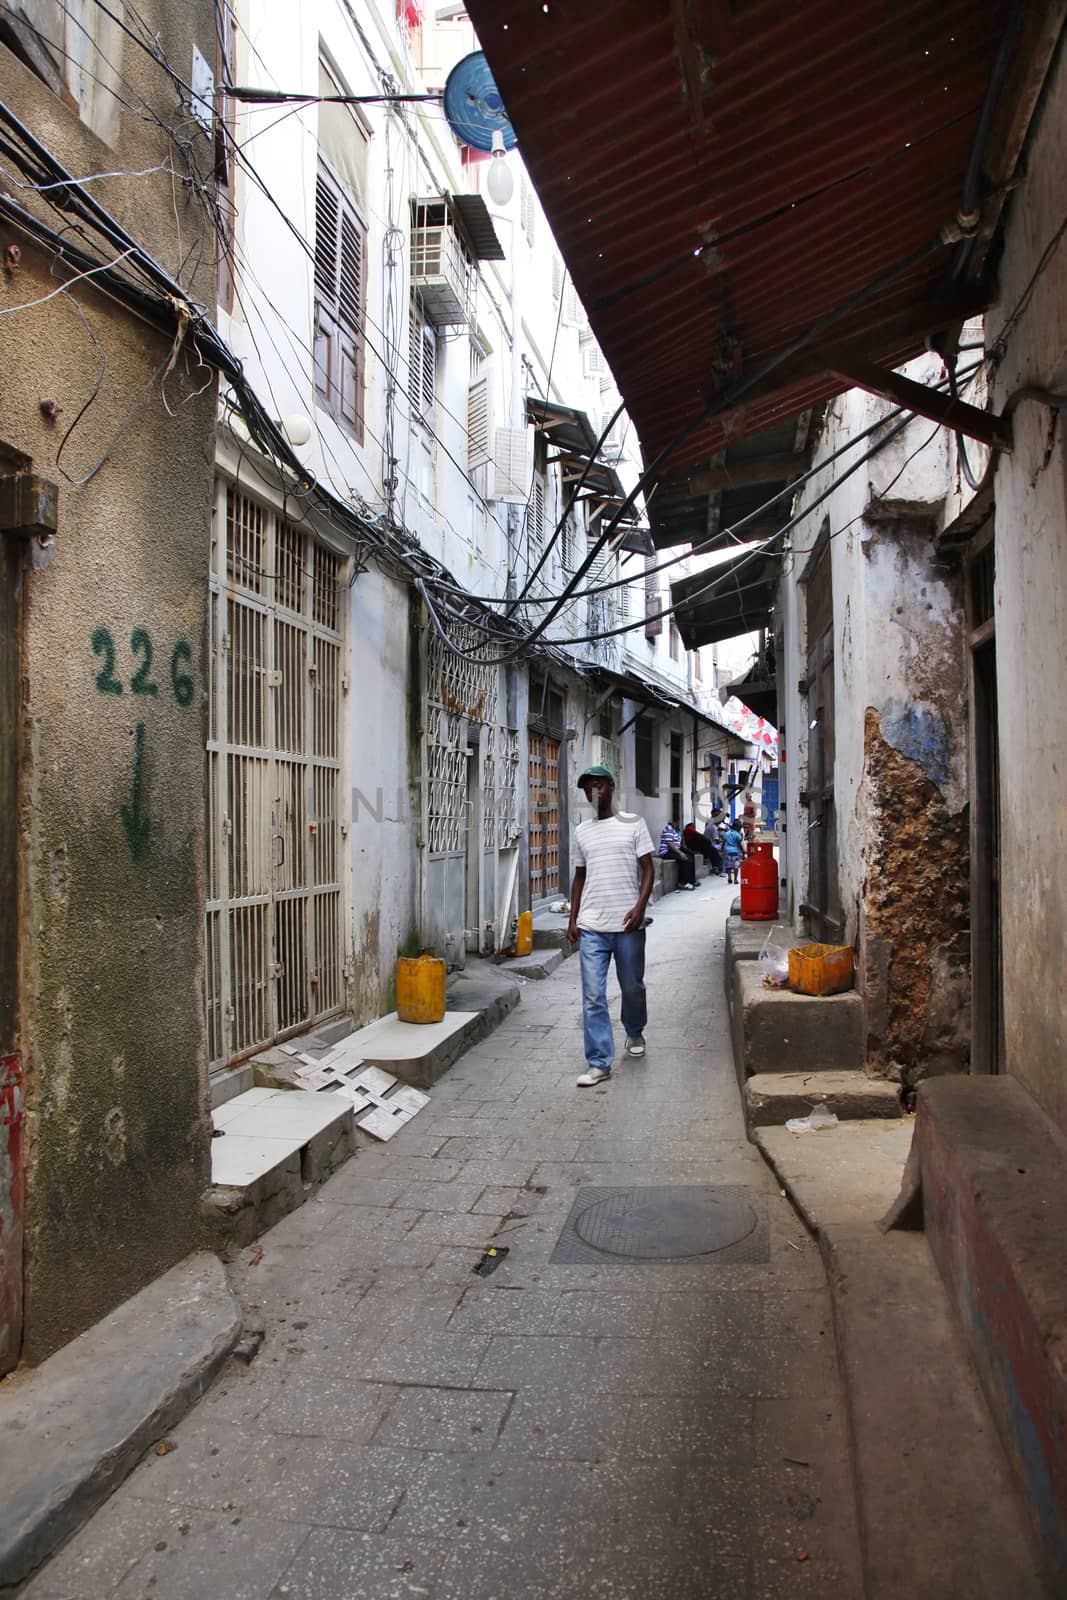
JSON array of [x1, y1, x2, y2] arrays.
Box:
[[314, 171, 339, 302], [467, 372, 492, 470], [492, 426, 533, 503], [529, 473, 545, 550], [314, 163, 365, 439], [409, 310, 436, 424]]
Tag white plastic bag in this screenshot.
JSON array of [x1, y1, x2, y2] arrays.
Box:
[[758, 925, 791, 988], [785, 1105, 840, 1133]]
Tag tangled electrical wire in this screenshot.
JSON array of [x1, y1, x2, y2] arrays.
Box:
[[0, 0, 1034, 679]]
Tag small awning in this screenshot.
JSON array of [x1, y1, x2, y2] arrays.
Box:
[[670, 548, 779, 650], [449, 193, 505, 261], [526, 396, 597, 455], [726, 667, 777, 725], [589, 666, 748, 749], [525, 396, 650, 557]]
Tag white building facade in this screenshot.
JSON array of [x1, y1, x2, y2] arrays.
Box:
[[204, 0, 738, 1087]]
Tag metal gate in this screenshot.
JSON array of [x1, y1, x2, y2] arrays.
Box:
[[528, 730, 560, 900], [205, 483, 347, 1073], [421, 617, 518, 963]]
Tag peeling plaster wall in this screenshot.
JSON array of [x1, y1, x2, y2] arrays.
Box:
[[779, 374, 971, 1083], [985, 43, 1067, 1135], [0, 2, 217, 1361], [348, 571, 418, 1022]]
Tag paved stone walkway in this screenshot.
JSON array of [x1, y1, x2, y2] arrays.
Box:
[[24, 880, 862, 1599]]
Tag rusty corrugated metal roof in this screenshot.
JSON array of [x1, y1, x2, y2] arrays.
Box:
[[465, 0, 1013, 477]]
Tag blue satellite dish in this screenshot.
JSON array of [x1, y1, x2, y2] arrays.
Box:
[[443, 51, 516, 153]]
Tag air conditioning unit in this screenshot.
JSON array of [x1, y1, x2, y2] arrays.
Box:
[[411, 201, 471, 326]]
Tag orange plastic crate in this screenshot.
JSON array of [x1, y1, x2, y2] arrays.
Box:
[[788, 942, 854, 997]]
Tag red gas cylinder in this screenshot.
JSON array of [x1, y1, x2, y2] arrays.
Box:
[[740, 841, 778, 920]]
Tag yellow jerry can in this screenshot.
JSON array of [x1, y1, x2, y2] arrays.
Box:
[[396, 954, 447, 1024], [515, 910, 534, 957]]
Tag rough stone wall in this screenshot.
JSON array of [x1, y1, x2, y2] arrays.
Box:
[[1, 1, 218, 1361], [862, 709, 970, 1089]]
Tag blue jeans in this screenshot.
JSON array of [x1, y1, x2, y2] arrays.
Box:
[[579, 929, 647, 1073]]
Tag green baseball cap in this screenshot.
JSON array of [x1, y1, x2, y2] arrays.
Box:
[[577, 765, 615, 786]]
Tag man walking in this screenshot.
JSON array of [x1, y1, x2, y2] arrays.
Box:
[[565, 765, 655, 1087]]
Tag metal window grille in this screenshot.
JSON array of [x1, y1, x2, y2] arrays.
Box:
[[424, 618, 499, 857], [204, 481, 347, 1072]]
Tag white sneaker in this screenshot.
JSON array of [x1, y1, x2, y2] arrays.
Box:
[[625, 1034, 646, 1058], [576, 1068, 611, 1087]]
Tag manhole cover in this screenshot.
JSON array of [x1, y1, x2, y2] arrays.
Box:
[[552, 1185, 769, 1266]]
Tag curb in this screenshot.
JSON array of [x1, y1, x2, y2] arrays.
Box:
[[755, 1125, 1048, 1599], [0, 1253, 242, 1590]]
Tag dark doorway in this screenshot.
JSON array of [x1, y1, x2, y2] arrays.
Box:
[[669, 731, 683, 822], [802, 529, 842, 938], [969, 538, 1001, 1072]]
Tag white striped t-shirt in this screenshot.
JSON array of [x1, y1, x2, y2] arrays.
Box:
[[572, 812, 655, 932]]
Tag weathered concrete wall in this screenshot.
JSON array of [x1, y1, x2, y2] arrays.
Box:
[[853, 504, 970, 1086], [985, 41, 1067, 1136], [0, 3, 217, 1360], [779, 375, 971, 1087], [349, 571, 418, 1021]]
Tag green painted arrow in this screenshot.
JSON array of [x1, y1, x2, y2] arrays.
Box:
[[120, 721, 151, 863]]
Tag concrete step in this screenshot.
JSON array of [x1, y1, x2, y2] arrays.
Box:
[[730, 959, 864, 1081], [253, 962, 521, 1094], [0, 1254, 241, 1588], [204, 963, 522, 1251], [746, 1069, 901, 1127], [499, 948, 564, 980], [724, 913, 781, 967], [202, 1087, 355, 1252]]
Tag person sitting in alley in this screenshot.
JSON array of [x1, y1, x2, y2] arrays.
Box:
[[704, 813, 727, 873], [659, 816, 697, 890], [684, 820, 722, 875], [566, 765, 655, 1087], [722, 817, 746, 884]]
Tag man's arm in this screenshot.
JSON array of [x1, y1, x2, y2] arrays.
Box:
[[622, 853, 654, 933], [565, 865, 587, 944]]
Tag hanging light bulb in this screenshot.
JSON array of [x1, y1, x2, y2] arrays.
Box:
[[486, 130, 514, 206]]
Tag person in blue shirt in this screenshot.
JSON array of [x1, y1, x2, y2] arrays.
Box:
[[722, 820, 745, 883], [658, 817, 697, 890]]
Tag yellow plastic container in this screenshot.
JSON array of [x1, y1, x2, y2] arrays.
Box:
[[396, 955, 446, 1024], [515, 910, 534, 957], [788, 942, 854, 997]]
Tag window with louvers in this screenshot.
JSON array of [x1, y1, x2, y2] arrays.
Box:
[[314, 162, 366, 440], [409, 306, 436, 424]]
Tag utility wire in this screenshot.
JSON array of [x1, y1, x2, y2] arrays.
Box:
[[432, 361, 983, 610]]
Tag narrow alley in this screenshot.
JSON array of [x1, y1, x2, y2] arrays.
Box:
[[4, 2, 1067, 1592], [21, 881, 860, 1600]]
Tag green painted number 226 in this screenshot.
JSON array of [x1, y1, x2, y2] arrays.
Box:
[[91, 627, 195, 707]]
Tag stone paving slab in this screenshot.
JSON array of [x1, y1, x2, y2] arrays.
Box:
[[23, 890, 863, 1600]]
